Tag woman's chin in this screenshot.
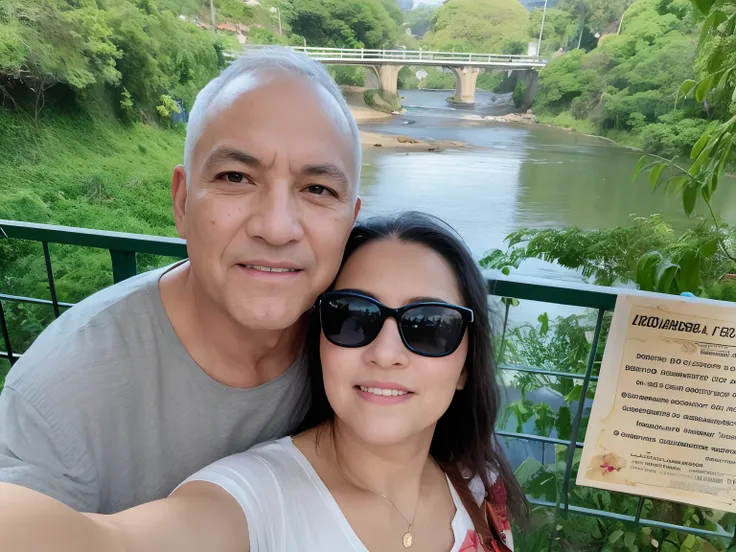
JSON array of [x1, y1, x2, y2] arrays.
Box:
[[347, 422, 425, 448]]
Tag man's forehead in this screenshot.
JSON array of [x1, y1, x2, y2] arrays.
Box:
[[210, 70, 350, 134], [195, 72, 358, 183]]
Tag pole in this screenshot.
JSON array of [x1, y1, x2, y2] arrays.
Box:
[[536, 0, 548, 57], [576, 8, 585, 49], [277, 8, 282, 36], [209, 0, 216, 34], [617, 1, 633, 34]]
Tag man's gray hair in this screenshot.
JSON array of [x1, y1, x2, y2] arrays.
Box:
[[183, 46, 361, 189]]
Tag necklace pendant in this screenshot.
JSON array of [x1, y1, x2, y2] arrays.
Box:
[[402, 531, 413, 548]]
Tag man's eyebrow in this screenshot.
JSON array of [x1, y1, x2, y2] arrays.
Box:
[[302, 164, 350, 189], [203, 147, 262, 172]]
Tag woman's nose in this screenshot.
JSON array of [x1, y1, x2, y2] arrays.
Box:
[[363, 318, 409, 369]]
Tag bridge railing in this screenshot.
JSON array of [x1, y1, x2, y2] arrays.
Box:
[[238, 45, 547, 65], [0, 218, 733, 547]]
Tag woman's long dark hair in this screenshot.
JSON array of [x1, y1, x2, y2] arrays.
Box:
[[299, 211, 528, 542]]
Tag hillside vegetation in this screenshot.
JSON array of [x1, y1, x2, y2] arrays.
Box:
[[534, 0, 706, 156]]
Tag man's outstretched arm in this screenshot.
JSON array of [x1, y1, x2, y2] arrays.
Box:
[[0, 481, 248, 552]]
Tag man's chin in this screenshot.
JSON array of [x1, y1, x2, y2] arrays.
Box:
[[228, 300, 308, 332]]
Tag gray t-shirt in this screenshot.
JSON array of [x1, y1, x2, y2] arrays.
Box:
[[0, 265, 310, 514]]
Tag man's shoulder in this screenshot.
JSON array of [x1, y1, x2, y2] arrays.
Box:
[[5, 265, 175, 395]]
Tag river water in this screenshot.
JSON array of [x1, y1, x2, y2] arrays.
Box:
[[357, 89, 736, 278]]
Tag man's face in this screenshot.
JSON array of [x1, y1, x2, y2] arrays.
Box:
[[173, 73, 361, 331]]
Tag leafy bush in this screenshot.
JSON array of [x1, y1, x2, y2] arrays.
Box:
[[533, 0, 704, 154], [363, 88, 402, 113], [481, 215, 736, 298], [640, 118, 710, 158]]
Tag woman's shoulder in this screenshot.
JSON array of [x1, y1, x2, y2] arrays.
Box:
[[173, 437, 303, 496]]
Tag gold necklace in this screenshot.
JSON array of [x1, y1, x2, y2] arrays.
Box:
[[330, 450, 423, 548]]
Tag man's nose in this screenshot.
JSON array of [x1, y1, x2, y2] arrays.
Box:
[[363, 318, 409, 369], [245, 184, 305, 246]]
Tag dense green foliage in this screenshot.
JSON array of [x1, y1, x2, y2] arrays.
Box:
[[0, 0, 244, 122], [534, 0, 706, 156], [364, 88, 402, 112], [422, 0, 530, 53], [482, 215, 736, 299], [639, 0, 736, 261], [283, 0, 402, 49]]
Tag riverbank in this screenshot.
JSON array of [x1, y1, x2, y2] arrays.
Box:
[[343, 86, 467, 152]]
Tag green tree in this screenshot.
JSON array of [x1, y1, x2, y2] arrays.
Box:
[[283, 0, 400, 49], [422, 0, 529, 52], [534, 0, 702, 155], [638, 0, 736, 261]]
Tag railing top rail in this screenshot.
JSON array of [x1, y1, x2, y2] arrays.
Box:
[[241, 45, 546, 62], [0, 219, 187, 257]]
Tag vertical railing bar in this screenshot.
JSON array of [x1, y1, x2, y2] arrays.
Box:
[[42, 242, 61, 318], [541, 442, 545, 465], [562, 308, 605, 513], [0, 299, 15, 366], [634, 496, 645, 524], [498, 300, 511, 362]]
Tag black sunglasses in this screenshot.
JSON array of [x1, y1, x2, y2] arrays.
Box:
[[317, 291, 474, 358]]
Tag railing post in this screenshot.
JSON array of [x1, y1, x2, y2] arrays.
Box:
[[41, 242, 60, 318], [561, 308, 606, 513], [419, 48, 422, 60], [0, 299, 15, 366], [361, 48, 364, 59], [110, 250, 137, 283]]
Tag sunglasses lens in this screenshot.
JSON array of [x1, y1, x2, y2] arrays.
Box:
[[321, 295, 382, 347], [401, 306, 465, 356]]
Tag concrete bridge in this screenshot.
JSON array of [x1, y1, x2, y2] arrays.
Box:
[[239, 46, 548, 105]]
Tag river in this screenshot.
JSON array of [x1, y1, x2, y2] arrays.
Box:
[[357, 89, 736, 278]]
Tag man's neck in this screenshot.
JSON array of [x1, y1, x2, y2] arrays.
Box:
[[158, 261, 306, 388], [327, 419, 437, 512]]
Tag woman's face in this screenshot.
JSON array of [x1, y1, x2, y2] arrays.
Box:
[[320, 237, 469, 447]]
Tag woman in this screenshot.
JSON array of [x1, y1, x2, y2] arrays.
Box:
[[0, 211, 527, 552]]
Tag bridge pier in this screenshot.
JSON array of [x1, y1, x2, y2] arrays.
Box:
[[520, 70, 540, 110], [448, 66, 482, 104], [371, 65, 402, 95]]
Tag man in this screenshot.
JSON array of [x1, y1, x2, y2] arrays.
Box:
[[0, 47, 362, 513]]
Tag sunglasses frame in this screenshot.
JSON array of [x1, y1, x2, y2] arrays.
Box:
[[317, 290, 474, 358]]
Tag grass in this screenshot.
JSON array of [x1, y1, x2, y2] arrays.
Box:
[[0, 109, 184, 236], [0, 109, 188, 361]]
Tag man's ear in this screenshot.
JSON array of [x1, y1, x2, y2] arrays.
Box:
[[171, 165, 188, 240], [353, 196, 362, 221]]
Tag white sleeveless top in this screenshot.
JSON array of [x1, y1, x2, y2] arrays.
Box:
[[175, 437, 511, 551]]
